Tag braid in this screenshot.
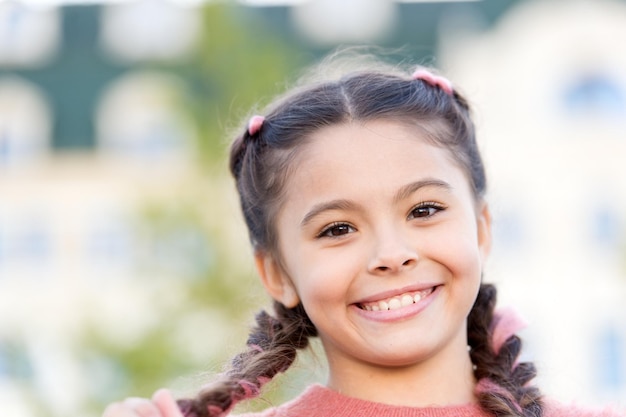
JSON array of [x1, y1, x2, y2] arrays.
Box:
[[468, 283, 543, 417], [177, 301, 317, 417]]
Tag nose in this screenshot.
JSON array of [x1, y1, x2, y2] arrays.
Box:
[[367, 229, 419, 275]]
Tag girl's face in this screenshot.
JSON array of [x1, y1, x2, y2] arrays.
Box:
[[256, 120, 491, 392]]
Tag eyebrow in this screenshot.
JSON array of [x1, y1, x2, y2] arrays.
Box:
[[392, 178, 452, 203], [300, 178, 451, 227], [301, 199, 361, 227]]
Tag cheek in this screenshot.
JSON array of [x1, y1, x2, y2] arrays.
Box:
[[286, 246, 361, 307], [426, 222, 483, 316], [423, 221, 483, 279]]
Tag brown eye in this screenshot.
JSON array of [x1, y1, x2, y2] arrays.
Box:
[[409, 202, 445, 220], [319, 223, 355, 238], [412, 206, 436, 218]]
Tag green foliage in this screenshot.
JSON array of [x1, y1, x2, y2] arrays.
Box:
[[75, 180, 270, 411], [184, 3, 310, 161]]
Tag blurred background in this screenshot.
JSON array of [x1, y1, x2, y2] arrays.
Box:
[[0, 0, 625, 416]]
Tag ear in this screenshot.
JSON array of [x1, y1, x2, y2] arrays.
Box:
[[254, 251, 300, 308], [476, 202, 492, 264]]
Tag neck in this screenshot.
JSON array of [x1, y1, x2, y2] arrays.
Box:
[[325, 337, 476, 407]]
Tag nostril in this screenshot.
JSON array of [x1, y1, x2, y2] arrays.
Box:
[[369, 253, 418, 274]]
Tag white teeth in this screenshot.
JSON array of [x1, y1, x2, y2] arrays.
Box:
[[360, 288, 435, 312], [388, 298, 402, 310], [401, 294, 413, 307]]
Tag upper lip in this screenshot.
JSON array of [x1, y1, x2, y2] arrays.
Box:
[[353, 283, 442, 305]]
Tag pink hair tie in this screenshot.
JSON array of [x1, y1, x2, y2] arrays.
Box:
[[257, 376, 270, 385], [206, 405, 224, 417], [248, 344, 264, 353], [237, 379, 261, 399], [411, 68, 454, 96], [247, 115, 265, 136], [490, 307, 528, 355]]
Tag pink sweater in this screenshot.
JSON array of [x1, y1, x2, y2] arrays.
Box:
[[237, 384, 624, 417]]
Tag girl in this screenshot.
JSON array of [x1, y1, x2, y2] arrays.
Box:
[[103, 58, 621, 417]]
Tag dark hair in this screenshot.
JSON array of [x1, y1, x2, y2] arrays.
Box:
[[178, 61, 542, 417]]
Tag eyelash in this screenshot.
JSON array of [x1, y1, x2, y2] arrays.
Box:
[[316, 202, 445, 239], [317, 222, 355, 239], [408, 201, 446, 220]]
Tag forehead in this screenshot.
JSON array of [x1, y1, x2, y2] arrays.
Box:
[[297, 120, 460, 172], [281, 120, 472, 205]]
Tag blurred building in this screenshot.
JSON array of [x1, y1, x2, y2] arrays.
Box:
[[0, 0, 625, 416], [440, 0, 626, 406], [0, 2, 217, 416]]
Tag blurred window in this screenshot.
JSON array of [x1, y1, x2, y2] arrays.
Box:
[[96, 71, 195, 164], [0, 77, 52, 169], [100, 0, 200, 63], [562, 74, 626, 120], [492, 208, 526, 253], [291, 0, 396, 46], [0, 222, 4, 269], [147, 225, 213, 278], [10, 218, 52, 266], [0, 2, 60, 68], [0, 210, 53, 272], [85, 213, 134, 271], [590, 205, 621, 250], [595, 325, 625, 390]]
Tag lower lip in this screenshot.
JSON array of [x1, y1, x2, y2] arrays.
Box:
[[352, 286, 440, 323]]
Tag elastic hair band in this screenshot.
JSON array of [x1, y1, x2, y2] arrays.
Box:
[[206, 405, 224, 417], [237, 379, 261, 399], [248, 344, 264, 353], [247, 115, 265, 136], [257, 376, 270, 385], [412, 69, 454, 96], [490, 307, 528, 355], [202, 380, 260, 417]]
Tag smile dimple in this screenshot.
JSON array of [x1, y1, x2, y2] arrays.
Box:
[[358, 288, 435, 312]]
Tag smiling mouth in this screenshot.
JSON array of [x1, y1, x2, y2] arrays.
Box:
[[358, 287, 436, 312]]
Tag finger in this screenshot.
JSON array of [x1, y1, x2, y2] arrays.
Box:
[[102, 401, 139, 417], [123, 397, 162, 417], [152, 389, 184, 417]]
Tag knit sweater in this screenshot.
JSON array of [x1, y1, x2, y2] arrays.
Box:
[[237, 384, 624, 417]]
